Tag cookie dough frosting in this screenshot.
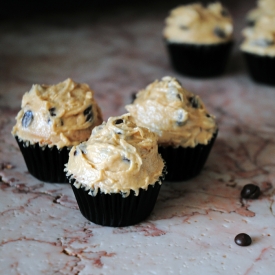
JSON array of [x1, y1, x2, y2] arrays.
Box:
[[12, 78, 103, 148], [65, 114, 164, 197], [246, 0, 275, 25], [163, 2, 233, 44], [241, 15, 275, 56], [125, 76, 217, 148]]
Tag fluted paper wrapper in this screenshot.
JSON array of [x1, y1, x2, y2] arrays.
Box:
[[159, 131, 218, 181], [15, 137, 69, 183], [70, 181, 162, 227]]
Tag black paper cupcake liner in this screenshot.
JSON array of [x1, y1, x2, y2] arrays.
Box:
[[15, 137, 70, 183], [166, 41, 233, 77], [243, 52, 275, 85], [70, 181, 162, 227], [159, 131, 218, 181]]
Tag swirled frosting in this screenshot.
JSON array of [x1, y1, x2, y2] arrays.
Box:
[[65, 114, 164, 197], [125, 76, 217, 148], [163, 2, 233, 44], [247, 0, 275, 25], [12, 78, 103, 148], [242, 0, 275, 56]]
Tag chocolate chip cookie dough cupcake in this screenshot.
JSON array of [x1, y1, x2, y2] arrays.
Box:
[[163, 2, 233, 77], [65, 113, 164, 227], [241, 1, 275, 85], [126, 76, 218, 181], [12, 78, 103, 183]]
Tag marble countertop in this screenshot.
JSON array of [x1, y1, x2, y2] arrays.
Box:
[[1, 1, 275, 274]]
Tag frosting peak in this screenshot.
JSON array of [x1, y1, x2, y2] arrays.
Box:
[[12, 78, 103, 148], [125, 76, 217, 148]]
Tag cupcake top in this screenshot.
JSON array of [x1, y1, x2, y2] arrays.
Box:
[[241, 15, 275, 56], [12, 78, 103, 149], [65, 114, 164, 197], [246, 0, 275, 26], [125, 76, 217, 148], [163, 2, 233, 44]]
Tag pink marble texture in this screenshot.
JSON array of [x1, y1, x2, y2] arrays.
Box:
[[1, 1, 275, 274]]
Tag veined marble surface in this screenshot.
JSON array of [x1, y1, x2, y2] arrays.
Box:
[[1, 1, 275, 274]]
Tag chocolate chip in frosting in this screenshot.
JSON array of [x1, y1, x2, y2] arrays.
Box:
[[189, 96, 200, 108], [221, 8, 229, 17], [180, 25, 189, 30], [122, 156, 130, 162], [21, 110, 33, 128], [214, 27, 227, 39], [115, 119, 124, 125], [176, 110, 186, 126], [49, 107, 56, 116], [241, 184, 261, 199], [252, 39, 274, 48], [83, 106, 93, 122]]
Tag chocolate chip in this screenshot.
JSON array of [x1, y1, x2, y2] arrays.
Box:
[[21, 110, 33, 128], [180, 25, 189, 30], [206, 114, 211, 118], [252, 39, 274, 47], [176, 110, 186, 126], [123, 156, 130, 162], [115, 119, 123, 125], [60, 119, 64, 126], [84, 106, 92, 116], [74, 150, 78, 156], [247, 20, 255, 27], [221, 8, 229, 17], [49, 107, 56, 116], [83, 106, 93, 122], [234, 233, 252, 246], [131, 92, 137, 103], [189, 96, 200, 108], [214, 27, 227, 39], [241, 184, 261, 199], [176, 94, 183, 101]]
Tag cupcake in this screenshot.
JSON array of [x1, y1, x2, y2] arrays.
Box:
[[65, 113, 164, 227], [12, 78, 103, 183], [126, 76, 218, 181], [241, 1, 275, 85], [163, 2, 234, 77]]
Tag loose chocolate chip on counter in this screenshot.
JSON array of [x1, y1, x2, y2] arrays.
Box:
[[115, 119, 124, 125], [49, 107, 56, 116], [84, 106, 93, 122], [189, 96, 200, 108], [234, 233, 252, 246], [214, 27, 227, 39], [22, 110, 33, 128], [241, 184, 261, 199]]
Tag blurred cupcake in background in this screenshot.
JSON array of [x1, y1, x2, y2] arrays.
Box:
[[12, 78, 103, 183], [126, 76, 218, 181], [163, 2, 234, 77], [241, 0, 275, 85]]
